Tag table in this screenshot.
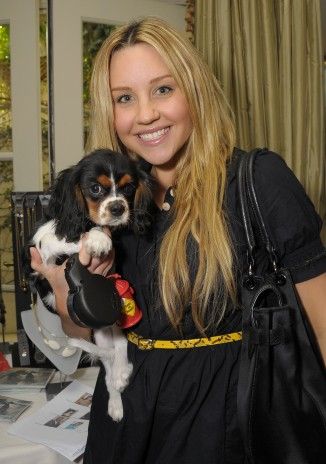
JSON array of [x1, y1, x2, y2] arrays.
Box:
[[0, 367, 99, 464]]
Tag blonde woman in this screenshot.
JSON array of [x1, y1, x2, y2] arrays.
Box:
[[31, 17, 326, 463]]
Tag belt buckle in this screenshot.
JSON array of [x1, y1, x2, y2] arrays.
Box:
[[138, 338, 155, 350]]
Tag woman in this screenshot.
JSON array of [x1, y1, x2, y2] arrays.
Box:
[[31, 17, 326, 463]]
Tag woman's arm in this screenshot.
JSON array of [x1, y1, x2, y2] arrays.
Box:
[[30, 233, 114, 339], [295, 272, 326, 366]]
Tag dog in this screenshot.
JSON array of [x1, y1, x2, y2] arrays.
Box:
[[27, 148, 153, 421]]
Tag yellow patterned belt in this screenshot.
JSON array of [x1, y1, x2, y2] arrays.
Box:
[[127, 330, 242, 350]]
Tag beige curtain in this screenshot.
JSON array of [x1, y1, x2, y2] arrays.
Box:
[[194, 0, 325, 242]]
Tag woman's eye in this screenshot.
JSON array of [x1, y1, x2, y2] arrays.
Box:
[[116, 94, 133, 104], [156, 85, 173, 96], [89, 184, 103, 196]]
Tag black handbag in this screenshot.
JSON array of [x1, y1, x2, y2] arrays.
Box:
[[236, 149, 326, 464]]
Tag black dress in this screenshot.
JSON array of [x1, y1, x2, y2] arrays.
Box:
[[84, 150, 326, 464]]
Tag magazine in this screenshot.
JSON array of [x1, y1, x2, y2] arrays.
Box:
[[0, 368, 55, 391], [0, 394, 32, 422], [8, 380, 94, 461]]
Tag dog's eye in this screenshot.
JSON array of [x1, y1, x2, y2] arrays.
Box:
[[89, 184, 103, 196], [121, 183, 136, 196]]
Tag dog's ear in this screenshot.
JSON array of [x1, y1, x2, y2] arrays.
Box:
[[47, 168, 72, 218], [47, 167, 88, 241], [21, 244, 33, 283], [133, 169, 155, 235]]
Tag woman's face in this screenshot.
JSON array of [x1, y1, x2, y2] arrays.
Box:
[[110, 43, 193, 174]]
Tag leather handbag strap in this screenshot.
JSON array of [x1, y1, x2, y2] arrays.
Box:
[[237, 148, 280, 277]]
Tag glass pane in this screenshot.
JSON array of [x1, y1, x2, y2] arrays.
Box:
[[83, 22, 116, 148], [40, 12, 49, 190], [0, 23, 12, 152], [0, 160, 13, 286]]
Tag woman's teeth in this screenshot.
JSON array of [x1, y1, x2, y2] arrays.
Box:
[[139, 127, 169, 141]]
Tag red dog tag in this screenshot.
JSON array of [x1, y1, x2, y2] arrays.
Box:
[[108, 274, 142, 329]]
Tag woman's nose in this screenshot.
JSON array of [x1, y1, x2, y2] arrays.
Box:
[[136, 99, 160, 124]]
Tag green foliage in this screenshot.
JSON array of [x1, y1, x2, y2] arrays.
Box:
[[0, 24, 11, 152], [0, 25, 10, 63], [0, 161, 13, 285], [83, 22, 116, 144], [83, 22, 115, 103], [0, 161, 12, 231]]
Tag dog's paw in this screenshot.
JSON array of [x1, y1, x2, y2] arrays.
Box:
[[67, 338, 110, 360], [112, 362, 133, 392], [108, 391, 123, 422], [67, 337, 85, 350], [85, 228, 112, 257]]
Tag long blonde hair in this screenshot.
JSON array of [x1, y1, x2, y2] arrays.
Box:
[[87, 17, 236, 333]]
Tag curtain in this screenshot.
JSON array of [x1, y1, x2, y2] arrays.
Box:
[[194, 0, 325, 242]]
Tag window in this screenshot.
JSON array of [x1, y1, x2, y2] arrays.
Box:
[[83, 22, 115, 146], [0, 24, 13, 289], [0, 23, 12, 152]]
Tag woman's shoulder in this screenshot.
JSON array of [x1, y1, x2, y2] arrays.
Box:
[[227, 147, 318, 212], [228, 147, 293, 183], [226, 147, 326, 283]]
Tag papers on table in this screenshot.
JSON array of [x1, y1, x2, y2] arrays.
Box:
[[8, 380, 94, 461], [0, 394, 32, 422]]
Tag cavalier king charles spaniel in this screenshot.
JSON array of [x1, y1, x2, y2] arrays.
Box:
[[28, 148, 153, 421]]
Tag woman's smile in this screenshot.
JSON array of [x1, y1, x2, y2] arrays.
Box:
[[137, 126, 170, 144]]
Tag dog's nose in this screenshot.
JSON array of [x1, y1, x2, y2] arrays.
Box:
[[109, 201, 126, 217]]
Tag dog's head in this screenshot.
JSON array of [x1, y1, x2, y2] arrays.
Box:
[[47, 149, 154, 241]]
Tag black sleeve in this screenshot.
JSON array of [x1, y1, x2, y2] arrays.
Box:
[[253, 150, 326, 283]]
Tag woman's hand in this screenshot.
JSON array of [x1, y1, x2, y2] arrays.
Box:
[[30, 246, 69, 296], [78, 233, 115, 276]]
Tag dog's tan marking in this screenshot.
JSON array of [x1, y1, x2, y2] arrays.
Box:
[[85, 198, 100, 223], [97, 175, 112, 188], [134, 182, 151, 208], [75, 185, 86, 210], [118, 174, 133, 187]]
